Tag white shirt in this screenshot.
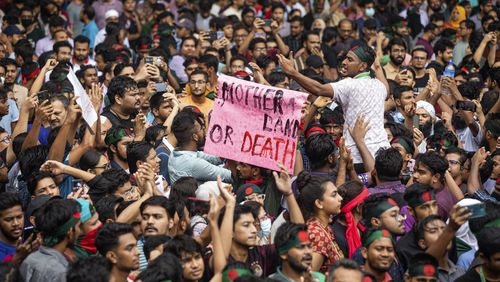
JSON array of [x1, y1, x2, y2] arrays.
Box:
[[93, 28, 130, 49], [456, 122, 483, 153], [330, 73, 390, 163]]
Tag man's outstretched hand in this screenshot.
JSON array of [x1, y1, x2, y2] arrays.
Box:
[[277, 52, 296, 75]]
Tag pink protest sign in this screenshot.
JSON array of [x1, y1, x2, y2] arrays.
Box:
[[204, 74, 308, 172]]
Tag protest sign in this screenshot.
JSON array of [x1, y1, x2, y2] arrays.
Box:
[[204, 74, 308, 172], [67, 69, 98, 128]]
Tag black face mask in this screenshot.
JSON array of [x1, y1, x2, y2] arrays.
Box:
[[452, 114, 467, 130], [21, 19, 33, 28], [420, 120, 433, 138]]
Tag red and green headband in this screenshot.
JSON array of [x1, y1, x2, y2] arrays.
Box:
[[222, 268, 253, 282], [407, 190, 436, 208], [364, 197, 398, 221], [363, 229, 392, 247], [408, 264, 438, 278], [391, 137, 412, 154], [43, 211, 81, 247], [278, 230, 310, 255]]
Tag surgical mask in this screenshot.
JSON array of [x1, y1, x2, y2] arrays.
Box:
[[365, 7, 375, 17], [258, 217, 272, 238]]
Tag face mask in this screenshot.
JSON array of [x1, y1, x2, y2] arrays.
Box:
[[21, 19, 32, 28], [365, 7, 375, 17], [258, 217, 272, 238]]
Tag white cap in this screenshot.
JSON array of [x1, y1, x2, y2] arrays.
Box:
[[195, 181, 220, 201], [105, 10, 119, 19]]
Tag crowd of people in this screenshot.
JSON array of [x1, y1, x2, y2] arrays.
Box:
[[0, 0, 499, 281]]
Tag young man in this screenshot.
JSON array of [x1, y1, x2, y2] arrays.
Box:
[[404, 253, 439, 282], [1, 58, 28, 110], [279, 43, 389, 171], [383, 38, 407, 80], [444, 148, 469, 194], [396, 183, 438, 271], [53, 41, 73, 64], [0, 192, 24, 263], [168, 111, 232, 184], [95, 223, 139, 282], [327, 259, 363, 282], [369, 148, 406, 202], [20, 199, 81, 281], [390, 86, 415, 124], [410, 46, 430, 94], [72, 199, 102, 259], [72, 35, 95, 71], [269, 223, 325, 282], [105, 126, 135, 171], [412, 151, 462, 218], [101, 76, 140, 129], [453, 20, 475, 65], [427, 38, 454, 76], [179, 70, 214, 125], [27, 171, 61, 199], [164, 235, 205, 282], [361, 228, 396, 282], [127, 141, 168, 196], [139, 196, 170, 269]]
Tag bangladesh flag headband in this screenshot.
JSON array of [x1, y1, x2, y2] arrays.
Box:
[[43, 211, 81, 247], [364, 197, 398, 221], [363, 229, 392, 247], [278, 230, 309, 255], [409, 264, 438, 278], [407, 190, 436, 208], [105, 128, 134, 145], [391, 137, 412, 154], [222, 268, 253, 282]]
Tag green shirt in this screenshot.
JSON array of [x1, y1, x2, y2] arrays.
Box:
[[268, 267, 325, 282]]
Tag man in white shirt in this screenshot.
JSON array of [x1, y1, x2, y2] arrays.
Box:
[[278, 45, 390, 166], [93, 10, 130, 49]]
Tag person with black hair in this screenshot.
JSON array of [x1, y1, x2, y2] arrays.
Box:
[[412, 151, 463, 218], [0, 58, 29, 110], [179, 69, 214, 125], [100, 168, 139, 201], [139, 196, 170, 269], [66, 256, 110, 282], [283, 17, 304, 54], [164, 234, 206, 281], [483, 113, 500, 153], [361, 227, 396, 282], [384, 38, 408, 80], [142, 235, 170, 262], [136, 252, 184, 282], [269, 222, 325, 281], [53, 41, 72, 63], [20, 199, 81, 282], [0, 192, 25, 263], [279, 42, 389, 171], [101, 76, 140, 129], [390, 85, 415, 125], [369, 147, 406, 201], [105, 125, 135, 171], [445, 147, 470, 194], [404, 252, 439, 282], [95, 222, 139, 282], [26, 171, 60, 199], [95, 194, 123, 223], [72, 35, 94, 72], [396, 183, 438, 271], [427, 38, 454, 76], [168, 111, 232, 184]]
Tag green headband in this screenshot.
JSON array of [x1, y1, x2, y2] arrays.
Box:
[[408, 264, 438, 277], [483, 218, 500, 229], [391, 137, 412, 154], [222, 268, 253, 282], [407, 190, 436, 208], [43, 211, 81, 247], [393, 21, 407, 28], [365, 198, 398, 221], [351, 45, 371, 64], [105, 128, 134, 145], [363, 229, 392, 247], [278, 230, 309, 255]]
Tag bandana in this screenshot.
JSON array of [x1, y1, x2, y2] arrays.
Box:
[[340, 187, 369, 258], [305, 126, 326, 138], [393, 20, 407, 28], [222, 268, 253, 282], [43, 211, 81, 247], [407, 190, 436, 208], [363, 229, 392, 247], [245, 178, 264, 186], [364, 197, 398, 221], [408, 263, 438, 278], [22, 67, 40, 85], [391, 137, 412, 154], [350, 45, 371, 64], [75, 224, 102, 257], [278, 230, 309, 254], [105, 128, 134, 145]]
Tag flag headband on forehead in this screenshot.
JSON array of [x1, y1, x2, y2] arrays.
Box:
[[407, 190, 436, 208], [43, 211, 81, 247], [391, 137, 412, 154], [105, 128, 134, 145], [350, 45, 371, 64], [340, 187, 369, 258], [393, 20, 407, 28], [365, 197, 398, 220], [363, 229, 392, 247], [222, 268, 253, 282], [278, 230, 310, 255], [409, 263, 438, 278]]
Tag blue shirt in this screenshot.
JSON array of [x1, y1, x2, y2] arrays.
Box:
[[0, 99, 19, 134], [0, 240, 16, 263], [82, 20, 99, 49]]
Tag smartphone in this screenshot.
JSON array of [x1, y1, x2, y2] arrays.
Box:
[[37, 90, 50, 103], [72, 179, 83, 191], [216, 31, 225, 40], [456, 100, 477, 112], [145, 56, 163, 67], [155, 82, 168, 93], [255, 33, 266, 39], [412, 115, 419, 129], [466, 203, 486, 219], [263, 19, 272, 26]]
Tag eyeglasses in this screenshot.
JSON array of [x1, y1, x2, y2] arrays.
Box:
[[94, 163, 111, 170], [125, 186, 138, 197], [254, 48, 266, 52], [448, 160, 460, 166], [0, 136, 10, 143]]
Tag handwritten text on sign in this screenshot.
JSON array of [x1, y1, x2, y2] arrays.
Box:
[[204, 75, 308, 171]]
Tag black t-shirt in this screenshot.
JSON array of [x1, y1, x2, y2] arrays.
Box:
[[455, 267, 492, 282], [227, 244, 278, 278], [427, 61, 445, 76], [331, 221, 348, 257], [395, 228, 423, 271], [413, 73, 429, 96], [101, 108, 134, 130]]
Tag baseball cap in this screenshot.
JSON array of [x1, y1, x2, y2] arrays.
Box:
[[176, 18, 195, 32], [26, 195, 61, 218], [306, 55, 325, 69]]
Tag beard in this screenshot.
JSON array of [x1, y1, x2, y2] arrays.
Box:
[[287, 254, 311, 273], [196, 136, 206, 151], [419, 121, 433, 138], [368, 259, 392, 273], [390, 55, 404, 66], [75, 55, 87, 62]]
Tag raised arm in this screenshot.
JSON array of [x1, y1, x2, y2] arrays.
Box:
[[29, 59, 58, 96], [40, 160, 96, 183], [6, 95, 37, 166], [22, 101, 53, 150], [277, 53, 334, 97], [467, 148, 489, 195], [273, 162, 304, 224], [47, 98, 81, 162], [217, 176, 236, 257], [349, 115, 375, 174]]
